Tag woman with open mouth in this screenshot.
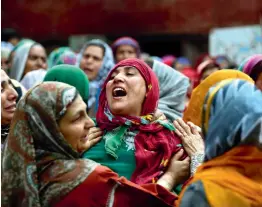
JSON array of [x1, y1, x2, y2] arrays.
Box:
[[2, 81, 198, 207], [78, 39, 115, 117], [82, 58, 204, 194]]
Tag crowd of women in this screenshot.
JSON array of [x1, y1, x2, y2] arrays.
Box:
[[1, 36, 262, 207]]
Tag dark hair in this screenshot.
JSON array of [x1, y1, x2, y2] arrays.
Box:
[[201, 63, 220, 75], [250, 60, 262, 81], [86, 43, 106, 57], [1, 28, 21, 42]]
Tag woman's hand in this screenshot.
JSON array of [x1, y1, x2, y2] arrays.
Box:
[[79, 127, 103, 152], [173, 119, 204, 157], [157, 149, 190, 191]]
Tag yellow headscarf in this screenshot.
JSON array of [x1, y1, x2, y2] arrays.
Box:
[[178, 79, 262, 207], [183, 69, 254, 127]]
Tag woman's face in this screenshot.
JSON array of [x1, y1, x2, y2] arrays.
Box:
[[115, 45, 137, 63], [59, 95, 95, 153], [80, 45, 104, 81], [106, 66, 146, 116], [24, 45, 47, 76], [1, 70, 18, 125]]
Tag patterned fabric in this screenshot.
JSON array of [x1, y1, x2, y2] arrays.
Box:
[[82, 129, 138, 180], [190, 153, 204, 176], [1, 125, 9, 149], [183, 69, 254, 127], [96, 58, 187, 185], [178, 79, 262, 207], [1, 82, 99, 207], [202, 79, 262, 160], [43, 64, 89, 103], [77, 39, 115, 109], [9, 42, 37, 81], [47, 47, 76, 68], [111, 36, 141, 58]]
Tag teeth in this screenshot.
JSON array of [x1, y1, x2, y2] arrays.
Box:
[[113, 87, 125, 93], [113, 87, 126, 97]]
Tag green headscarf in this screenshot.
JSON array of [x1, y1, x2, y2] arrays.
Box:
[[43, 65, 89, 103]]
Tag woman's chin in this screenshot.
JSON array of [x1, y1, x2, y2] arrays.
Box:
[[110, 107, 128, 116]]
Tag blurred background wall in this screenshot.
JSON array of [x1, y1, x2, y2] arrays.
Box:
[[2, 0, 262, 62]]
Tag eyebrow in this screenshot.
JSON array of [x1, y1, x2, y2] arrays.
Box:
[[113, 66, 137, 74]]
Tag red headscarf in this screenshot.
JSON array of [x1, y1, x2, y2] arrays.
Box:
[[97, 58, 186, 184], [97, 58, 159, 130]]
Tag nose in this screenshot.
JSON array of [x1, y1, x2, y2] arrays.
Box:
[[7, 85, 18, 102], [123, 52, 129, 59], [86, 57, 93, 64], [84, 115, 95, 130], [36, 58, 46, 69], [112, 73, 125, 83]]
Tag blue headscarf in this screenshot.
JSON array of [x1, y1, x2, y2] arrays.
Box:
[[202, 79, 262, 161], [77, 39, 115, 109]]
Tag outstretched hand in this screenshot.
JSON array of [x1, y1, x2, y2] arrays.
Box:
[[173, 119, 204, 157]]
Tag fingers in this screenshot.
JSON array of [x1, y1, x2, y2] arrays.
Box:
[[89, 131, 103, 139], [80, 136, 102, 152], [173, 121, 183, 137], [89, 136, 102, 147], [177, 119, 191, 135], [172, 149, 184, 160], [183, 156, 190, 162], [187, 122, 200, 135], [173, 120, 185, 137], [174, 119, 190, 137], [89, 127, 103, 134]]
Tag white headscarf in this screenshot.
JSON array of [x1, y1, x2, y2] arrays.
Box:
[[9, 42, 35, 81], [20, 69, 47, 90]]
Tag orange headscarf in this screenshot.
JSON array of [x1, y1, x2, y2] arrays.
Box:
[[177, 146, 262, 207], [183, 69, 254, 127], [178, 79, 262, 207]]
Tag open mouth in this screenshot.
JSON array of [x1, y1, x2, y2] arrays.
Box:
[[112, 87, 127, 98]]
